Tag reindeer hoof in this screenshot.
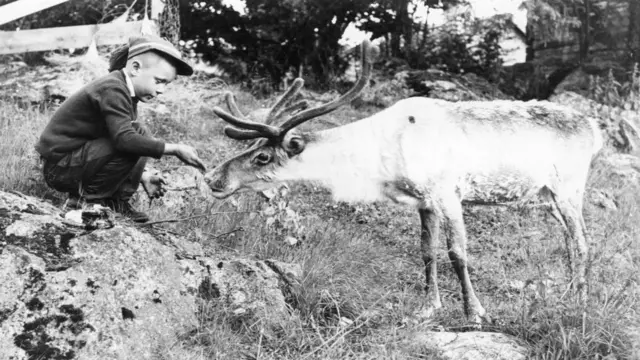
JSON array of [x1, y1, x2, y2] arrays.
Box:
[[466, 313, 491, 329], [465, 306, 491, 328], [464, 300, 489, 324]]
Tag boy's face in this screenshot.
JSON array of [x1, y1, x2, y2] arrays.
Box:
[[130, 53, 177, 102]]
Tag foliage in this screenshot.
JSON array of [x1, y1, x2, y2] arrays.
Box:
[[181, 0, 480, 88], [589, 64, 640, 109], [473, 26, 505, 82], [586, 64, 640, 152], [358, 0, 468, 57], [181, 0, 373, 89], [261, 190, 305, 244], [405, 13, 507, 82]]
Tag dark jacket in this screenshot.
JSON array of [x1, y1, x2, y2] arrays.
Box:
[[35, 70, 165, 161]]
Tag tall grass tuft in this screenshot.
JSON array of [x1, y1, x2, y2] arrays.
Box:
[[0, 100, 59, 200]]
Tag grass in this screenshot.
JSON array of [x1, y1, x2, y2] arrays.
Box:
[[2, 64, 640, 359], [0, 100, 60, 200]]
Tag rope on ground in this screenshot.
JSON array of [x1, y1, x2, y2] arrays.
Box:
[[136, 211, 257, 227]]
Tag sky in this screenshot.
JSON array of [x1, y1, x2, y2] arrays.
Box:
[[221, 0, 528, 47]]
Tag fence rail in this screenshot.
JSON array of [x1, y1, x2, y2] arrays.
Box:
[[0, 0, 71, 26], [0, 0, 163, 55], [0, 21, 153, 55]]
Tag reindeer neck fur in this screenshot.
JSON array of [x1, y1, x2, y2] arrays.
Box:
[[273, 103, 424, 204]]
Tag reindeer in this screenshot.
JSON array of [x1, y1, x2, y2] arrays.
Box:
[[204, 40, 603, 323]]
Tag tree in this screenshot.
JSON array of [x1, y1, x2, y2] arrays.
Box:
[[520, 0, 611, 64], [627, 0, 640, 64], [358, 0, 467, 58], [181, 0, 373, 87]]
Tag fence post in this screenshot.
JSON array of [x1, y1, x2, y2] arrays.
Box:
[[150, 0, 165, 20]]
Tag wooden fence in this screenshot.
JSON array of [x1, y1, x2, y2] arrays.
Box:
[[0, 0, 164, 55]]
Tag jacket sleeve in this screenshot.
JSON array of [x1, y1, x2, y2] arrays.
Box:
[[95, 85, 165, 159]]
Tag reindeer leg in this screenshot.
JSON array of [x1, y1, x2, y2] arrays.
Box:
[[441, 197, 487, 323], [548, 200, 575, 280], [549, 194, 589, 303], [419, 208, 442, 317]]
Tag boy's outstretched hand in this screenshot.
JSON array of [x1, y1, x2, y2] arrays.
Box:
[[164, 143, 206, 172]]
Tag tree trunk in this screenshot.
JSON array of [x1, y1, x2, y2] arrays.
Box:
[[628, 0, 640, 64], [403, 1, 416, 58], [577, 0, 591, 63], [390, 31, 401, 57], [390, 0, 410, 57], [383, 33, 390, 57], [525, 21, 535, 61], [419, 7, 430, 51], [419, 20, 429, 51]]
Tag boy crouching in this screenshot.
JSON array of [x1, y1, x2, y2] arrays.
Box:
[[36, 35, 206, 222]]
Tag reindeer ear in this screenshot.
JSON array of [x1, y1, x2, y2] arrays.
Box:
[[284, 136, 306, 155], [223, 126, 264, 140]]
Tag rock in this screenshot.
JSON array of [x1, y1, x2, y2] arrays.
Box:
[[593, 152, 640, 182], [181, 258, 301, 324], [553, 67, 591, 96], [548, 90, 595, 110], [411, 331, 528, 360], [428, 80, 458, 91], [0, 54, 108, 108], [590, 152, 640, 210], [508, 280, 526, 292], [1, 190, 301, 359], [338, 317, 353, 328], [134, 166, 214, 212], [284, 236, 299, 246], [1, 230, 199, 359], [405, 69, 512, 102], [587, 189, 618, 211], [357, 74, 411, 108]]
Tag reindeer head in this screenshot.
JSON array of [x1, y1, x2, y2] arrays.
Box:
[[205, 40, 372, 198]]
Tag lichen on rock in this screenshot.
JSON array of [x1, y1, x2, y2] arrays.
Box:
[[0, 190, 302, 359]]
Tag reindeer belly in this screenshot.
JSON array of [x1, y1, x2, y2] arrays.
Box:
[[460, 170, 543, 205]]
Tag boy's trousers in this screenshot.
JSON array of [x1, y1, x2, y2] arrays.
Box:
[[42, 122, 150, 200]]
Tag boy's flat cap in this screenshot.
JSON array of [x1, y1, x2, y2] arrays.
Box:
[[127, 35, 193, 76]]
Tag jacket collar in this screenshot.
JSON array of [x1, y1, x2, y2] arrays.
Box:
[[122, 70, 136, 98]]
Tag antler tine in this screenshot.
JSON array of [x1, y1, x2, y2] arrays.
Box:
[[279, 39, 373, 133], [223, 126, 265, 140], [213, 106, 281, 137], [274, 100, 310, 119], [224, 92, 245, 118], [265, 78, 305, 125]]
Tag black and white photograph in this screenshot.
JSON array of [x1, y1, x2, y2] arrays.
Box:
[[1, 0, 639, 358]]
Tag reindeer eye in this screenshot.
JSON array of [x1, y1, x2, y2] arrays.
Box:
[[287, 137, 305, 155], [253, 152, 272, 165]]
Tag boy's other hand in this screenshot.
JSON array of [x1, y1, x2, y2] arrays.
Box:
[[165, 144, 206, 172], [141, 172, 167, 199]]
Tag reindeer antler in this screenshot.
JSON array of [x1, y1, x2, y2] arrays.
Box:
[[212, 106, 281, 138], [279, 41, 372, 133], [224, 92, 245, 118], [265, 78, 305, 125], [214, 39, 372, 140]]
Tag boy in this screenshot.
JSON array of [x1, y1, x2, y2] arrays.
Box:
[[35, 35, 206, 223]]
